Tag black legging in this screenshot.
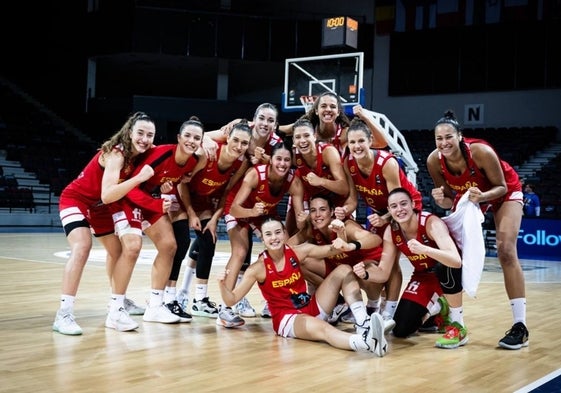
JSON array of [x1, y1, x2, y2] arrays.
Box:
[[169, 219, 191, 281], [392, 298, 428, 338], [187, 219, 217, 280]]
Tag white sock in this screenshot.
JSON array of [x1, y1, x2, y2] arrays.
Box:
[[109, 294, 125, 313], [149, 289, 164, 308], [179, 266, 196, 293], [195, 284, 208, 301], [164, 286, 176, 304], [510, 297, 527, 325], [449, 306, 464, 326], [349, 301, 368, 327], [383, 300, 398, 318], [60, 295, 76, 313]]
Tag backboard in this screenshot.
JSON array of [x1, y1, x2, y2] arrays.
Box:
[[282, 52, 364, 114]]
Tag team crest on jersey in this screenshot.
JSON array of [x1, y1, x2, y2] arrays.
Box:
[[350, 166, 356, 174], [259, 184, 265, 191], [395, 234, 402, 243], [421, 234, 430, 244], [375, 174, 382, 185], [296, 158, 303, 166], [266, 262, 274, 274]]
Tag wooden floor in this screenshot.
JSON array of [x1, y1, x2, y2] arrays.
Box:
[[1, 232, 560, 393]]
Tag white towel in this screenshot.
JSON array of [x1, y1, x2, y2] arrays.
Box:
[[442, 192, 485, 298]]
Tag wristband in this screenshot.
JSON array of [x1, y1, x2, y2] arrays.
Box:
[[363, 271, 369, 280], [349, 240, 361, 251]]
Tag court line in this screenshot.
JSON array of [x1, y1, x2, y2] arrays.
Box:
[[514, 368, 561, 393]]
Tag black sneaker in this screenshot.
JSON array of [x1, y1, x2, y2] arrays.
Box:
[[498, 322, 529, 350], [165, 300, 192, 323]]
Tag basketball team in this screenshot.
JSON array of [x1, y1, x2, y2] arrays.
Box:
[[52, 93, 529, 357]]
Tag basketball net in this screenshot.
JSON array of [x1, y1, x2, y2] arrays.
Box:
[[300, 95, 317, 113]]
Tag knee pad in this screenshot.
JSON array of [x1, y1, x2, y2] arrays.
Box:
[[241, 233, 253, 272], [169, 220, 190, 280], [188, 236, 200, 260], [436, 264, 463, 294], [195, 229, 217, 279]]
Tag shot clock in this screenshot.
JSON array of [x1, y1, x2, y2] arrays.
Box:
[[322, 16, 358, 49]]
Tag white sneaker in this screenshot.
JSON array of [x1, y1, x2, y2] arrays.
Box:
[[340, 309, 356, 324], [216, 305, 245, 328], [235, 297, 256, 318], [366, 313, 388, 357], [382, 312, 396, 334], [124, 298, 145, 316], [354, 318, 370, 337], [105, 307, 139, 331], [192, 297, 219, 318], [327, 302, 349, 324], [53, 310, 83, 335], [261, 302, 272, 318], [143, 304, 181, 323]]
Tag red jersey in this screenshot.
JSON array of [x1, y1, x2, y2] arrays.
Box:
[[293, 141, 348, 207], [60, 145, 135, 208], [317, 123, 346, 158], [390, 211, 453, 306], [249, 132, 283, 161], [225, 164, 296, 218], [257, 245, 318, 333], [347, 149, 423, 214], [189, 143, 244, 212], [438, 138, 521, 210], [311, 223, 382, 274], [126, 144, 200, 214], [390, 212, 440, 273]]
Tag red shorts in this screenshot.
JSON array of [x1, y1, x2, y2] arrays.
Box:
[[400, 271, 443, 309], [59, 195, 115, 236], [115, 199, 163, 235], [274, 294, 321, 337]]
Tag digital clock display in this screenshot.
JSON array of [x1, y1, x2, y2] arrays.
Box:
[[322, 16, 358, 49]]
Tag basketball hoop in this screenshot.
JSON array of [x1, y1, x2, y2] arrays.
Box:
[[300, 95, 317, 113]]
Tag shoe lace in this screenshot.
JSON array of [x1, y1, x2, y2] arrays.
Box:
[[203, 298, 217, 307], [62, 312, 77, 324], [355, 318, 369, 332], [505, 324, 525, 337], [223, 306, 236, 316]]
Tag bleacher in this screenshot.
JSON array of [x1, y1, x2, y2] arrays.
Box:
[[0, 169, 34, 212], [0, 77, 97, 214]]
